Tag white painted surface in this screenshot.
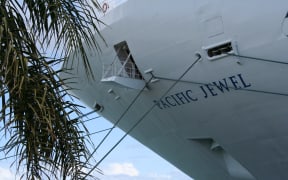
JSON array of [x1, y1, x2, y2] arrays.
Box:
[[61, 1, 288, 179]]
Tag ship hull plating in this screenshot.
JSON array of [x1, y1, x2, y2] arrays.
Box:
[[61, 1, 288, 179]]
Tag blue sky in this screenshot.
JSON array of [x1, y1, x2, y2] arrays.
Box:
[[69, 104, 193, 180], [0, 101, 192, 180], [89, 118, 193, 180]]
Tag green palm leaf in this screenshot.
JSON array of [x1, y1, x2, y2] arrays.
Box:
[[0, 0, 104, 179]]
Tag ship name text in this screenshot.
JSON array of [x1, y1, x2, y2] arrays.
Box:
[[153, 74, 252, 110]]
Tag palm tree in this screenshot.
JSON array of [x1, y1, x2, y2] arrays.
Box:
[[0, 0, 104, 179]]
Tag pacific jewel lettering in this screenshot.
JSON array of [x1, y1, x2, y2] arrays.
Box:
[[154, 74, 251, 110]]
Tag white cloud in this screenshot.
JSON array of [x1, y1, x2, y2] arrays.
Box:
[[100, 163, 192, 180], [103, 162, 139, 177], [0, 167, 18, 180]]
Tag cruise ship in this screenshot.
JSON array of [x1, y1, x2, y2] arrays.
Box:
[[60, 0, 288, 179]]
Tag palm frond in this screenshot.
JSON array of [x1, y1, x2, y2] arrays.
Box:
[[0, 0, 103, 179]]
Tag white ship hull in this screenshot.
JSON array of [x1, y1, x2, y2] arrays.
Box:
[[60, 1, 288, 179]]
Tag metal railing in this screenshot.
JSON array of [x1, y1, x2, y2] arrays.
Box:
[[102, 54, 143, 80]]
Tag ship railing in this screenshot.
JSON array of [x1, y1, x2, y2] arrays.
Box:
[[102, 53, 142, 79]]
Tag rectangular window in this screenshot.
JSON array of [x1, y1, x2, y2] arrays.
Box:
[[114, 41, 144, 80]]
